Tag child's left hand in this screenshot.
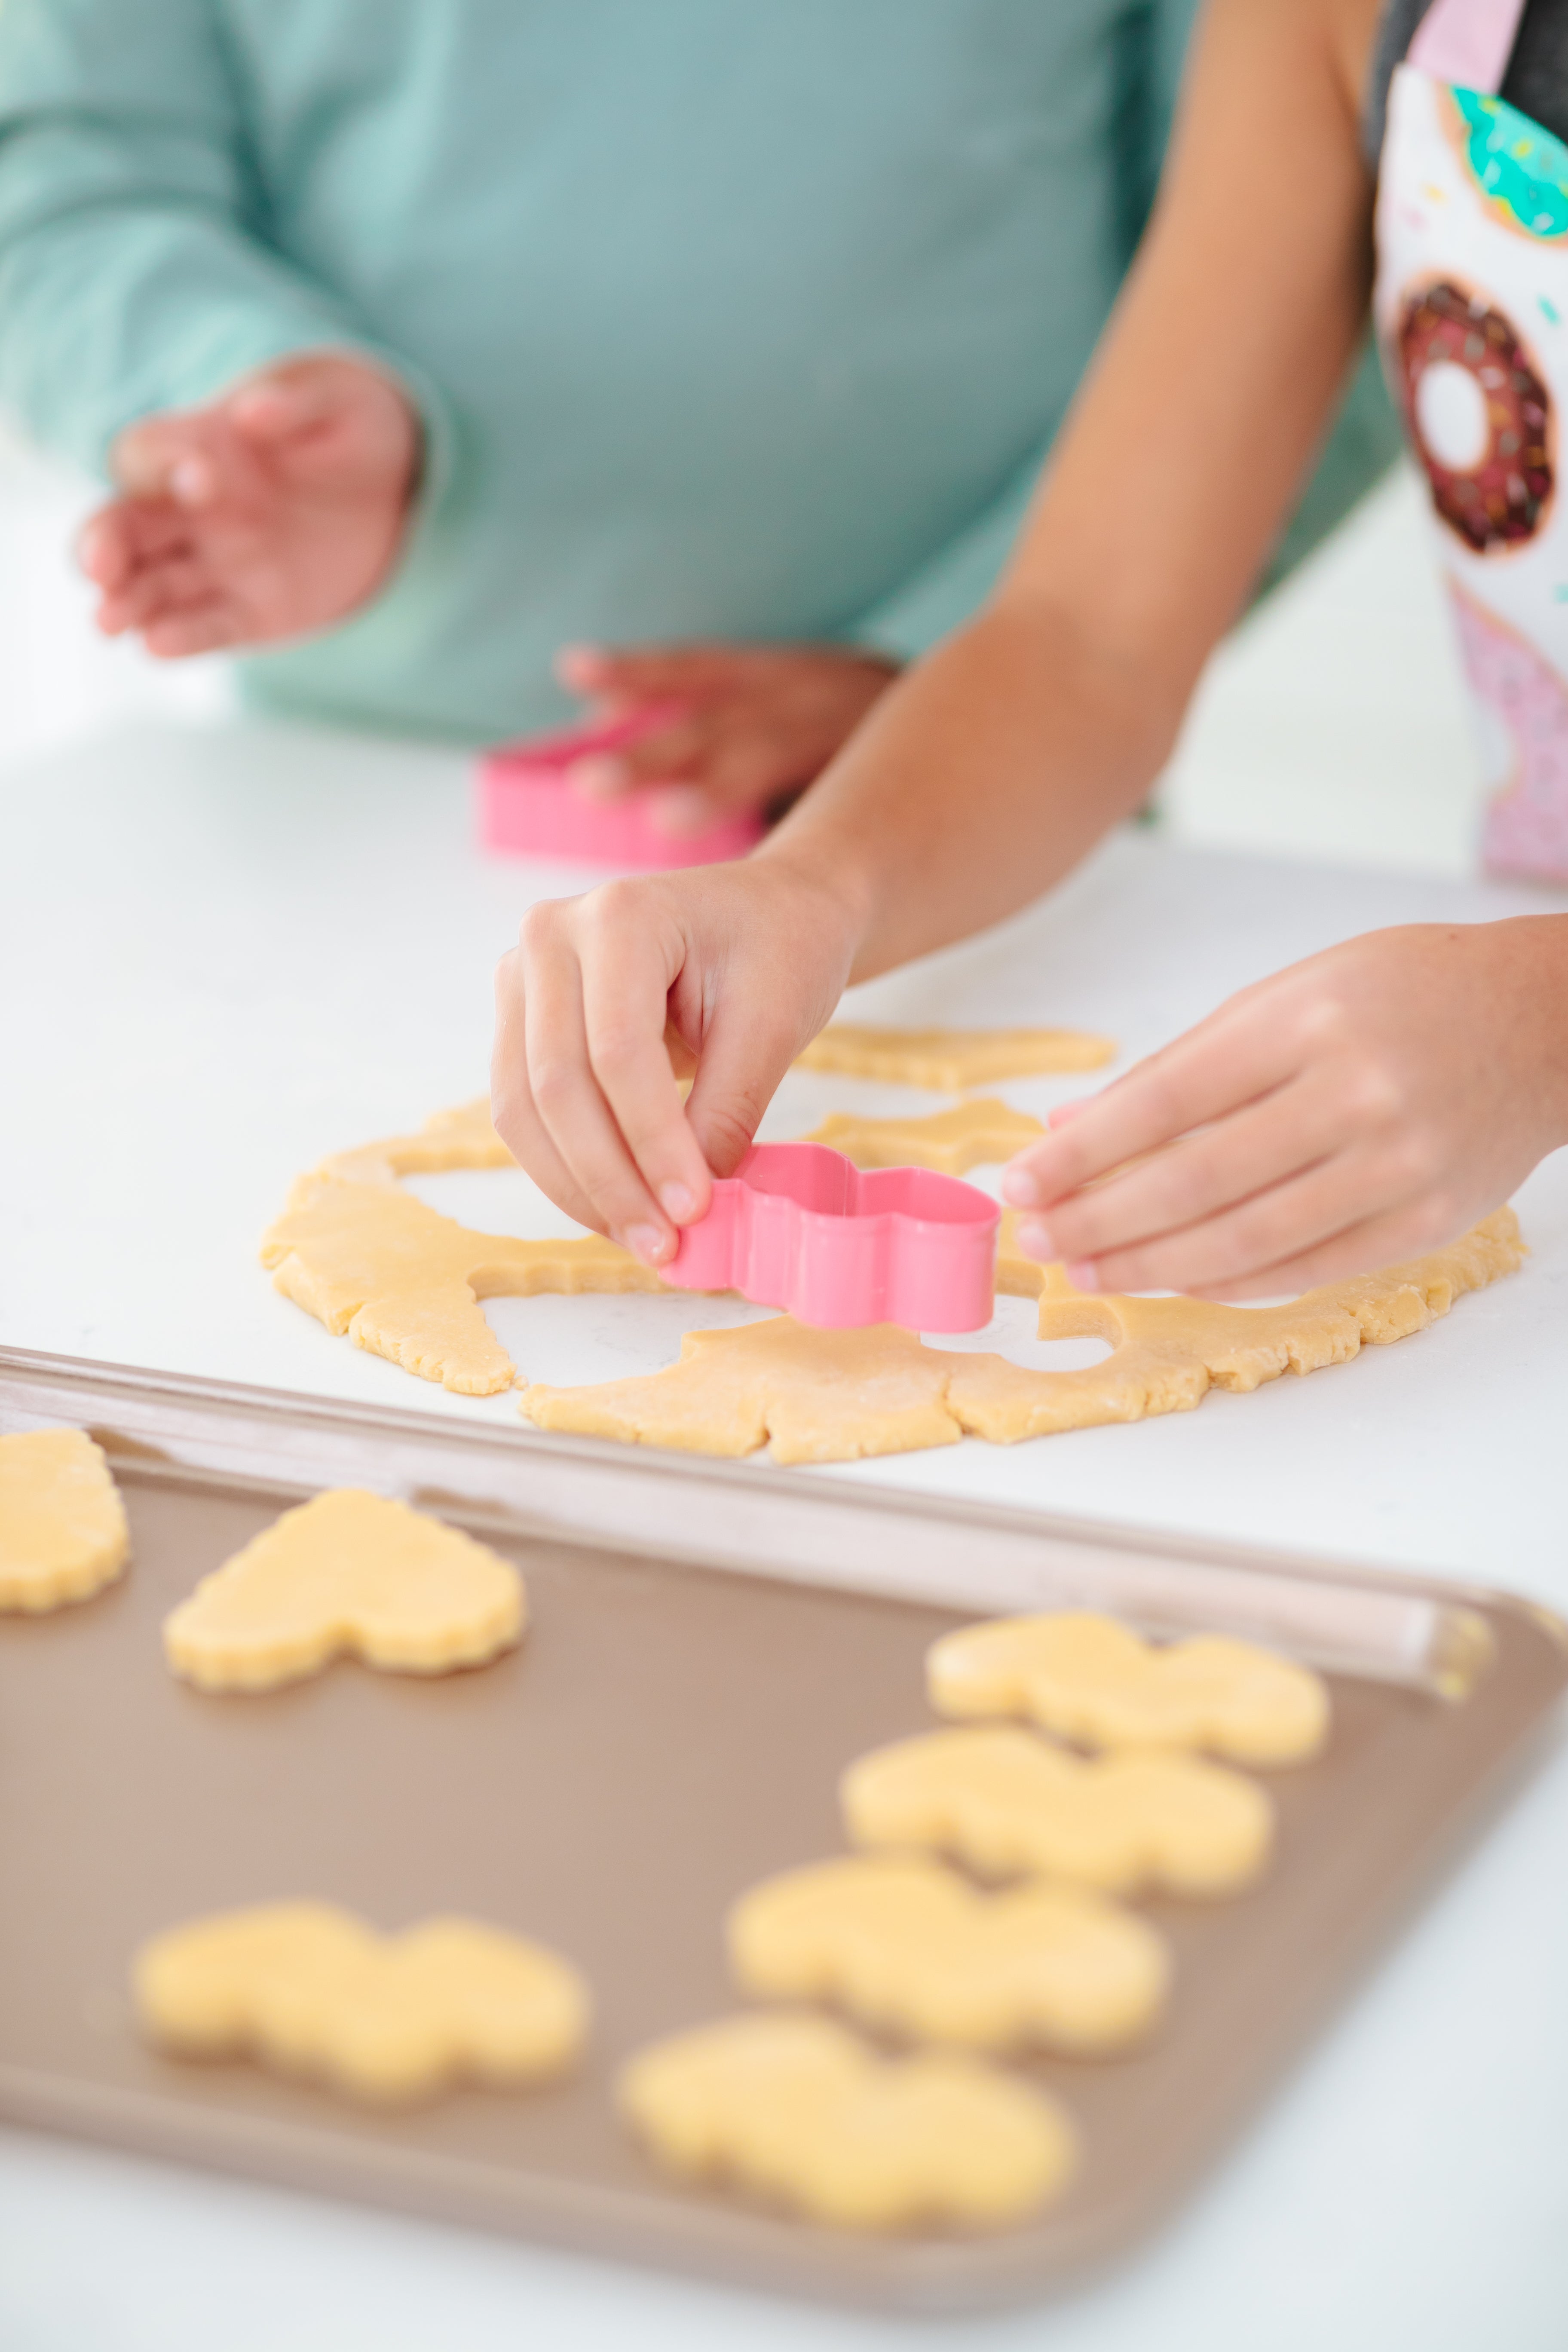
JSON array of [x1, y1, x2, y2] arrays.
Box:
[[1002, 919, 1568, 1299], [554, 641, 899, 832]]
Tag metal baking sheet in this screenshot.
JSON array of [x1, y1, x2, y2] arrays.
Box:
[[1, 1354, 1564, 2315]]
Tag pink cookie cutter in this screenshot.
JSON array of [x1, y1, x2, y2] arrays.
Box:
[[662, 1141, 1000, 1332], [478, 707, 765, 870]]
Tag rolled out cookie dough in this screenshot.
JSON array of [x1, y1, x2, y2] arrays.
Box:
[[796, 1024, 1116, 1088], [729, 1853, 1167, 2054], [805, 1098, 1045, 1175], [619, 2011, 1076, 2231], [519, 1210, 1525, 1465], [842, 1725, 1273, 1896], [135, 1901, 588, 2103], [261, 1099, 662, 1395], [930, 1612, 1328, 1765], [0, 1428, 129, 1613], [163, 1488, 524, 1691]]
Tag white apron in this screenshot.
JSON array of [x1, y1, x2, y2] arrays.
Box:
[[1375, 0, 1568, 877]]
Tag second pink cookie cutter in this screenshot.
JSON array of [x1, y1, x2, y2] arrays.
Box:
[[663, 1142, 1000, 1332], [478, 707, 765, 870]]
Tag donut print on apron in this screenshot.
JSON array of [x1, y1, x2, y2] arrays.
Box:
[[1375, 0, 1568, 879]]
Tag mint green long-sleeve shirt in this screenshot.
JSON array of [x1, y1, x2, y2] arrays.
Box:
[[0, 0, 1398, 743]]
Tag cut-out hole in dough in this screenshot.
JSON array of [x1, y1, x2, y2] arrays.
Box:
[[482, 1289, 777, 1391], [402, 1168, 592, 1244], [923, 1294, 1113, 1372]]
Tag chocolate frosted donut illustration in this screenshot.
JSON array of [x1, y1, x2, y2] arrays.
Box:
[[1395, 282, 1552, 553]]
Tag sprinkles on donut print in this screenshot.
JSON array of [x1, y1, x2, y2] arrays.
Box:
[[1395, 281, 1553, 553]]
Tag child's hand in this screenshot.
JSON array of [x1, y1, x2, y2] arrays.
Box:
[[1001, 920, 1568, 1299], [78, 353, 420, 657], [554, 641, 900, 832], [492, 852, 865, 1261]]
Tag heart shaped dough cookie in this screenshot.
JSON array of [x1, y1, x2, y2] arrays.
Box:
[[929, 1611, 1329, 1765], [135, 1901, 588, 2102], [163, 1488, 524, 1691], [729, 1853, 1167, 2053], [620, 2012, 1076, 2230], [0, 1428, 129, 1613], [842, 1726, 1274, 1896]]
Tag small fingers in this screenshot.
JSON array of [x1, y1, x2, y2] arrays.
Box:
[[519, 899, 682, 1262], [1025, 1139, 1428, 1298], [578, 894, 714, 1224], [490, 948, 606, 1230], [1004, 1009, 1299, 1211]]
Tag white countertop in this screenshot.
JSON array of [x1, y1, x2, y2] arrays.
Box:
[[3, 714, 1567, 2351]]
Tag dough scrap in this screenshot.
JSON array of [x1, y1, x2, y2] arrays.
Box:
[[135, 1901, 588, 2103], [728, 1853, 1167, 2054], [519, 1210, 1525, 1464], [619, 2012, 1076, 2231], [0, 1428, 129, 1613], [796, 1024, 1115, 1089], [842, 1726, 1273, 1896], [261, 1122, 662, 1395], [317, 1096, 518, 1188], [163, 1488, 525, 1691], [804, 1098, 1045, 1175], [929, 1612, 1328, 1766]]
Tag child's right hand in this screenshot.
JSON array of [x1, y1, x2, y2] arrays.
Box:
[[491, 851, 865, 1264], [78, 352, 420, 657]]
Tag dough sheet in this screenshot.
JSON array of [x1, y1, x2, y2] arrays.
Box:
[[796, 1026, 1116, 1087], [803, 1098, 1044, 1175], [519, 1210, 1525, 1463], [261, 1101, 662, 1394]]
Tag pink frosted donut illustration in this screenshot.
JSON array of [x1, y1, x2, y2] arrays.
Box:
[[1396, 281, 1552, 552], [1449, 582, 1568, 879]]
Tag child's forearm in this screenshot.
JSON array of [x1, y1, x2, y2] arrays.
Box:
[[756, 590, 1182, 981]]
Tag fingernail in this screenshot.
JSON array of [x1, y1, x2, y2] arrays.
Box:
[[623, 1223, 670, 1267], [659, 1182, 696, 1222], [1015, 1219, 1054, 1262], [1001, 1167, 1041, 1208], [170, 457, 210, 506], [569, 755, 625, 800], [1066, 1260, 1100, 1292]]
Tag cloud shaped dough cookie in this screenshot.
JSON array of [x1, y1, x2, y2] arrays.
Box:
[[0, 1428, 129, 1613], [619, 2012, 1076, 2230], [795, 1025, 1115, 1088], [163, 1488, 524, 1691], [260, 1099, 664, 1394], [519, 1210, 1523, 1464], [842, 1727, 1274, 1896], [804, 1099, 1045, 1176], [930, 1612, 1328, 1766], [135, 1901, 588, 2102], [728, 1853, 1167, 2054]]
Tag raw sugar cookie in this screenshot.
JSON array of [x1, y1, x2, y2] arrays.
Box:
[[135, 1902, 588, 2102], [619, 2012, 1076, 2231], [163, 1488, 524, 1692], [804, 1099, 1044, 1176], [796, 1025, 1115, 1088], [842, 1726, 1274, 1896], [930, 1613, 1329, 1766], [729, 1853, 1167, 2054], [0, 1428, 129, 1613], [519, 1210, 1523, 1465]]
